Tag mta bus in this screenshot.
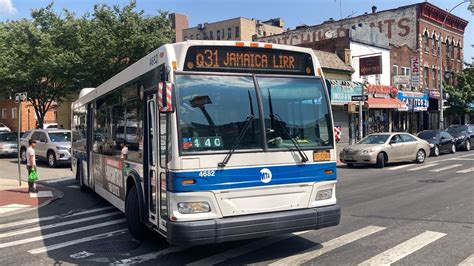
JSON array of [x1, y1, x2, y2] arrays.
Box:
[[71, 41, 340, 246]]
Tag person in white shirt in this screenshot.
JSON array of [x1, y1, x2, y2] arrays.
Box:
[[120, 142, 129, 160], [26, 139, 38, 192]]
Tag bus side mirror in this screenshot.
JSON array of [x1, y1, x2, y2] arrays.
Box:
[[158, 82, 175, 113]]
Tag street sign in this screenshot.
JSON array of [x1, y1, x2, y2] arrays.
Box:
[[351, 95, 368, 101], [393, 75, 410, 85]]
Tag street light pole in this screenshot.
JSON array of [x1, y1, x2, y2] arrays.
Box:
[[438, 0, 469, 129]]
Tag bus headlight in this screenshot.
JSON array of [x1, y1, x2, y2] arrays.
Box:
[[177, 202, 211, 214], [315, 189, 333, 200]]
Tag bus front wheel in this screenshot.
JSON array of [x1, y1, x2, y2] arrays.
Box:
[[125, 186, 146, 241]]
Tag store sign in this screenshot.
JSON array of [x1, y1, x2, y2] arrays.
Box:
[[397, 91, 428, 111], [328, 79, 363, 104], [393, 75, 410, 85], [411, 57, 420, 88], [366, 84, 399, 98], [359, 56, 382, 76]]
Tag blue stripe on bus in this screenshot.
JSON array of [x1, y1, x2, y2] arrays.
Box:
[[168, 162, 337, 192]]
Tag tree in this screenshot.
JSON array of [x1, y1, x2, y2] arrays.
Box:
[[444, 63, 474, 121]]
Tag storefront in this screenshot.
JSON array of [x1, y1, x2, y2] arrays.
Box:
[[328, 79, 363, 146], [395, 91, 429, 133], [364, 85, 406, 135]]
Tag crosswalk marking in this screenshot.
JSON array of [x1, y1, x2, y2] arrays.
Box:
[[187, 230, 311, 266], [359, 231, 446, 266], [28, 229, 127, 254], [0, 204, 31, 215], [459, 253, 474, 266], [0, 218, 125, 249], [270, 226, 386, 266], [430, 164, 462, 172], [388, 164, 414, 170], [456, 167, 474, 174], [29, 191, 54, 198], [114, 247, 183, 265], [407, 163, 438, 171], [0, 211, 122, 238], [41, 176, 75, 184], [0, 206, 114, 229]]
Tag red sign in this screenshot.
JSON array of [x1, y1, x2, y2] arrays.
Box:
[[366, 85, 399, 98], [359, 56, 382, 76]]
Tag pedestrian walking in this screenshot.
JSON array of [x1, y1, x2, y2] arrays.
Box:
[[120, 142, 129, 160], [26, 139, 38, 193]]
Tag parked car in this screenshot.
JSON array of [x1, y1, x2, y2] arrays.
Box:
[[417, 130, 456, 156], [0, 132, 18, 156], [43, 123, 58, 129], [20, 129, 72, 167], [0, 123, 11, 132], [446, 124, 474, 151], [339, 132, 430, 168]]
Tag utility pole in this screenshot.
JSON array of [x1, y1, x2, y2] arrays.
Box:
[[15, 92, 27, 186]]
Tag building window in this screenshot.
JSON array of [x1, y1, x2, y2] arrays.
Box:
[[228, 27, 232, 39], [235, 26, 240, 38], [196, 33, 200, 40], [12, 108, 17, 119], [457, 44, 462, 60], [222, 29, 225, 38], [401, 67, 410, 76], [424, 67, 429, 88], [209, 31, 213, 40], [446, 41, 450, 58], [431, 34, 437, 55], [375, 74, 381, 85], [423, 32, 429, 52], [190, 35, 194, 40], [392, 65, 398, 84], [216, 30, 220, 40], [431, 68, 437, 88], [1, 108, 6, 119], [450, 40, 455, 59]]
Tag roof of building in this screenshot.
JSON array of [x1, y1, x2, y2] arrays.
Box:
[[313, 50, 353, 73]]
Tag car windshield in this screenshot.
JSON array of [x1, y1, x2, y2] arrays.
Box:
[[447, 126, 467, 134], [418, 131, 438, 139], [359, 134, 390, 144], [176, 75, 332, 153], [0, 133, 17, 141], [49, 132, 71, 142]]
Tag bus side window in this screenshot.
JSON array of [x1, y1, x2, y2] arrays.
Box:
[[159, 113, 170, 167]]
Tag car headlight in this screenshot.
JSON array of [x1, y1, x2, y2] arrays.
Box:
[[429, 143, 434, 148], [455, 136, 465, 141], [361, 149, 374, 154], [316, 189, 333, 201], [177, 202, 211, 214]]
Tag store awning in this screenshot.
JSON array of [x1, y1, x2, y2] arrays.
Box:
[[365, 98, 407, 109]]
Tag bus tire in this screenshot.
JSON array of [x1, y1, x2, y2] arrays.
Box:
[[125, 186, 146, 241]]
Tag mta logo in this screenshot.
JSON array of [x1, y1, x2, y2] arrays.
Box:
[[260, 168, 272, 183]]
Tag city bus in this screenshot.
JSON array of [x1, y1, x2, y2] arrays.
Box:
[[71, 40, 340, 246]]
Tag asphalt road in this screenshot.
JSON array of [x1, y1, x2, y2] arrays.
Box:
[[0, 151, 473, 265]]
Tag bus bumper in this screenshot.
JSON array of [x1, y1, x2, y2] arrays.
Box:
[[166, 204, 340, 246]]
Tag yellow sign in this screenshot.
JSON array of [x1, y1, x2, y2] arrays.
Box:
[[313, 150, 331, 161]]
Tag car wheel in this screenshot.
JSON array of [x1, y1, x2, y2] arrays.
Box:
[[433, 145, 440, 157], [450, 143, 456, 154], [125, 186, 146, 241], [376, 153, 385, 168], [20, 148, 27, 164], [465, 140, 471, 151], [416, 149, 426, 164], [47, 152, 57, 168]]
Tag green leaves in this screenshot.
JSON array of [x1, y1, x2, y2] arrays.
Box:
[[445, 63, 474, 115]]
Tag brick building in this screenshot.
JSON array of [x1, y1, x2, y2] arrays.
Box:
[[169, 13, 189, 42], [0, 99, 57, 132], [182, 17, 284, 41]]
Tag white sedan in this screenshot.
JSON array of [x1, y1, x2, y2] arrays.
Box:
[[0, 123, 11, 132]]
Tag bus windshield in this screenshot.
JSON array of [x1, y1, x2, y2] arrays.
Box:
[[176, 74, 331, 153]]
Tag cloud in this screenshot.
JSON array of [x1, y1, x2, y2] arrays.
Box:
[[0, 0, 17, 15]]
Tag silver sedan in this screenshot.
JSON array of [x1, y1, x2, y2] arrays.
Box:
[[339, 132, 431, 168]]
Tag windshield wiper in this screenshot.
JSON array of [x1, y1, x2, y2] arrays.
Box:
[[272, 113, 309, 163], [218, 115, 255, 167]]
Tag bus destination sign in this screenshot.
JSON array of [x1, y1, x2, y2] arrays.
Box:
[[184, 46, 314, 75]]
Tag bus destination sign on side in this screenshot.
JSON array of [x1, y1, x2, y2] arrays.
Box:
[[184, 46, 314, 75]]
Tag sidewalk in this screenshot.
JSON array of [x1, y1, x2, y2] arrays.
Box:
[[0, 178, 63, 217]]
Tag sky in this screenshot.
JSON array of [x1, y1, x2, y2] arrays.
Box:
[[0, 0, 472, 62]]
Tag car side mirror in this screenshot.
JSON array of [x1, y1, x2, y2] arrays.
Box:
[[389, 140, 396, 145]]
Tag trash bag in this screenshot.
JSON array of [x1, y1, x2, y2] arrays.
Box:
[[28, 169, 39, 182]]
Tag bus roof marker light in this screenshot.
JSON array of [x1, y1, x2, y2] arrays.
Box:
[[236, 42, 245, 47], [250, 43, 259, 48], [264, 43, 272, 49]]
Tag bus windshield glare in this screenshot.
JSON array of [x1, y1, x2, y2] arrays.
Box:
[[176, 74, 332, 153]]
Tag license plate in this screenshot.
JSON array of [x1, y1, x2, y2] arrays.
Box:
[[346, 156, 353, 160], [313, 150, 330, 161]]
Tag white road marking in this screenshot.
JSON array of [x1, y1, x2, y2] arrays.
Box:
[[28, 229, 127, 254], [67, 185, 81, 189], [0, 211, 122, 238], [41, 176, 75, 183], [459, 253, 474, 266], [270, 226, 386, 266], [0, 206, 114, 229], [359, 231, 446, 266], [407, 163, 438, 171], [430, 164, 462, 172], [29, 191, 53, 198], [0, 204, 31, 215], [70, 251, 95, 259], [187, 230, 311, 266], [388, 164, 414, 170], [448, 158, 474, 161], [456, 167, 474, 174], [0, 218, 125, 249], [114, 247, 183, 265]]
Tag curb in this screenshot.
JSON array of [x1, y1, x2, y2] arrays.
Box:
[[0, 183, 64, 217]]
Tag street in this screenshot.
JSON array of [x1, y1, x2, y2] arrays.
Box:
[[0, 152, 473, 265]]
